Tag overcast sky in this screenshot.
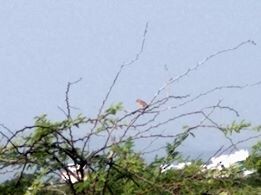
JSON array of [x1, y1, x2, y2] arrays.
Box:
[[0, 1, 260, 159]]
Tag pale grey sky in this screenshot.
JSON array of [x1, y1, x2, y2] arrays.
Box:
[[0, 1, 260, 159]]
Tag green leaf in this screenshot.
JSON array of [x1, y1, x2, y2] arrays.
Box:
[[105, 102, 123, 115]]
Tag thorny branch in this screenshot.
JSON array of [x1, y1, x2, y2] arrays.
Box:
[[0, 28, 260, 195], [151, 40, 256, 103], [82, 22, 149, 153], [97, 22, 149, 119]]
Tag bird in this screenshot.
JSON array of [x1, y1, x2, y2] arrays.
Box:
[[136, 99, 148, 109]]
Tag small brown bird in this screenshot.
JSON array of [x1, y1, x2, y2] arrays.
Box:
[[136, 99, 148, 109]]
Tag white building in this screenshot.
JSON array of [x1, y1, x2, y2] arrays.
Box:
[[206, 149, 249, 170], [161, 149, 256, 176], [61, 163, 87, 183]]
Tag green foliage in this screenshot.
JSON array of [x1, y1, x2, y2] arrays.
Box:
[[0, 103, 260, 194], [0, 174, 36, 195], [105, 102, 123, 115], [24, 168, 47, 195], [96, 102, 123, 133], [165, 131, 189, 163], [224, 120, 251, 135], [245, 141, 261, 175], [74, 139, 260, 195], [75, 139, 147, 194]]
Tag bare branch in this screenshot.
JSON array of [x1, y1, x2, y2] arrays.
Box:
[[65, 78, 82, 119], [151, 40, 256, 103], [96, 22, 149, 119]]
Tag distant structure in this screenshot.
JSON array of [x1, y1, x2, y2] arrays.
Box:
[[206, 149, 249, 170], [161, 149, 256, 176], [61, 163, 87, 183]]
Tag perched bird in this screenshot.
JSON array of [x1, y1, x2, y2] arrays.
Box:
[[136, 99, 148, 109]]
